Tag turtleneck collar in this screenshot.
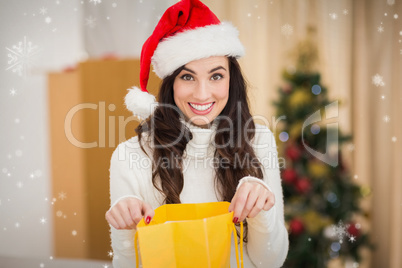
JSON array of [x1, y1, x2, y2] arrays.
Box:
[[181, 119, 218, 158]]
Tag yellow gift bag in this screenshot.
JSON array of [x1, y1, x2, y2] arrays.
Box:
[[134, 201, 244, 268]]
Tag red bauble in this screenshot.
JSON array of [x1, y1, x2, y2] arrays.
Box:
[[286, 145, 301, 161], [282, 169, 298, 184], [296, 177, 312, 194], [289, 218, 304, 235], [347, 223, 360, 238]]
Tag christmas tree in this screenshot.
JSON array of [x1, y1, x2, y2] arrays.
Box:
[[274, 28, 372, 267]]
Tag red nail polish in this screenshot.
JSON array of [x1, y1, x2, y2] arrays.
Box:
[[233, 217, 238, 223], [146, 216, 151, 224]]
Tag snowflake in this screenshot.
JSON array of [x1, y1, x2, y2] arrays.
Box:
[[329, 13, 338, 20], [387, 0, 395, 5], [103, 265, 109, 268], [332, 220, 349, 243], [16, 181, 23, 188], [281, 24, 293, 38], [85, 16, 97, 28], [39, 7, 47, 15], [58, 191, 67, 200], [40, 217, 47, 224], [349, 235, 356, 243], [40, 263, 45, 268], [107, 250, 114, 258], [383, 115, 390, 123], [15, 222, 20, 228], [394, 14, 398, 19], [381, 95, 385, 100], [6, 36, 40, 78], [10, 88, 17, 96], [377, 25, 384, 33], [72, 230, 77, 236], [343, 9, 348, 15], [392, 136, 397, 142], [372, 74, 385, 87], [90, 0, 102, 5], [45, 17, 52, 24]]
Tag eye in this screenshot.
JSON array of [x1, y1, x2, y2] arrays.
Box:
[[211, 73, 223, 81], [180, 74, 193, 81]]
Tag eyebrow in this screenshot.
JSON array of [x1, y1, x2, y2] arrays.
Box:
[[182, 66, 227, 74]]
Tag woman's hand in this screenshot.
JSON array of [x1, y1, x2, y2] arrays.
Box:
[[228, 181, 275, 223], [105, 197, 155, 230]]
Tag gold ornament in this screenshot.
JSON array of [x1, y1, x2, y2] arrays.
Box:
[[289, 121, 303, 139], [302, 210, 332, 235], [308, 161, 330, 178], [289, 89, 311, 108]]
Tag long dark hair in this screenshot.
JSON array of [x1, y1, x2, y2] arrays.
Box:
[[136, 57, 264, 241]]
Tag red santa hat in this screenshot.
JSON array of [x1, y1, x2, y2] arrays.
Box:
[[125, 0, 245, 119]]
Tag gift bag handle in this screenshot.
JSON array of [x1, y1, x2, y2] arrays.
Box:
[[232, 221, 244, 268], [134, 221, 244, 268]]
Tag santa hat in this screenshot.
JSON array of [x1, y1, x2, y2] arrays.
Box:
[[125, 0, 245, 119]]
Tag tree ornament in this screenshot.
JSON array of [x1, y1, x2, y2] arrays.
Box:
[[289, 218, 304, 235], [289, 89, 312, 108], [296, 177, 311, 194], [347, 223, 360, 238], [282, 169, 298, 184], [285, 144, 302, 161]]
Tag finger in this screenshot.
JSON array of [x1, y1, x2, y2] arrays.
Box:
[[127, 202, 143, 228], [228, 194, 237, 213], [263, 191, 275, 211], [142, 202, 155, 225], [232, 189, 250, 223], [105, 211, 120, 229], [239, 190, 258, 222], [110, 208, 131, 229], [247, 194, 267, 218], [115, 202, 137, 228]]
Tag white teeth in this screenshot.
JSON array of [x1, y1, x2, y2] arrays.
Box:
[[189, 102, 213, 111]]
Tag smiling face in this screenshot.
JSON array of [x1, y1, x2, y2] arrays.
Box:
[[173, 56, 230, 128]]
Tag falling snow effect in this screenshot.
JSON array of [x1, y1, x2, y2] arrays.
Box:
[[58, 191, 67, 200], [332, 220, 349, 243], [329, 13, 338, 20], [372, 74, 385, 87], [281, 24, 293, 38], [39, 7, 47, 15], [6, 36, 40, 78], [383, 115, 390, 123], [86, 16, 97, 28], [377, 25, 384, 33], [10, 88, 17, 96], [90, 0, 102, 5]]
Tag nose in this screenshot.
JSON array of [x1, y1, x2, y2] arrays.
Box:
[[193, 81, 211, 101]]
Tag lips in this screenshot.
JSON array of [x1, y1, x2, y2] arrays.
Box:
[[188, 102, 215, 115]]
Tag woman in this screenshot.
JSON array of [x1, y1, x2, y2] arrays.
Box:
[[106, 0, 289, 267]]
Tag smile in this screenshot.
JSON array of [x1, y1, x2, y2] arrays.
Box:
[[189, 102, 214, 111], [188, 102, 215, 115]]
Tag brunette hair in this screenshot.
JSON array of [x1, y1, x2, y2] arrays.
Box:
[[136, 57, 263, 241]]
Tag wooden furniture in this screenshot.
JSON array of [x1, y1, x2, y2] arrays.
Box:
[[47, 59, 160, 260]]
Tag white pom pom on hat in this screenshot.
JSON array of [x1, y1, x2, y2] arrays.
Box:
[[125, 0, 245, 120]]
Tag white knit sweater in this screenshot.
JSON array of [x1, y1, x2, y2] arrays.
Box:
[[109, 122, 289, 268]]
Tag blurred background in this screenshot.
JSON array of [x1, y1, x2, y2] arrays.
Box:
[[0, 0, 400, 267]]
